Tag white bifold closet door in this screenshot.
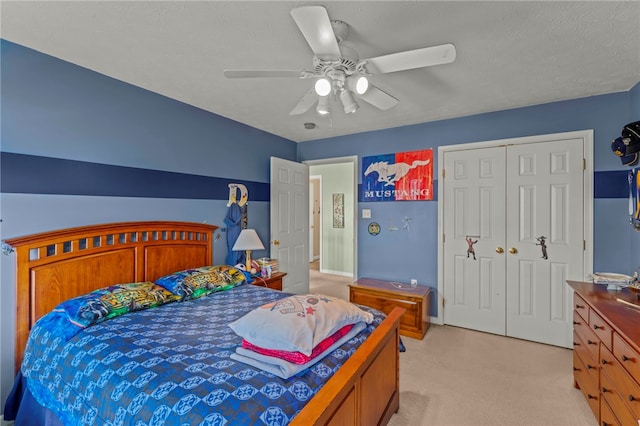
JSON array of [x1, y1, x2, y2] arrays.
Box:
[[443, 137, 584, 348]]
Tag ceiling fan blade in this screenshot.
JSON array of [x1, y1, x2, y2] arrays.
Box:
[[224, 70, 306, 79], [358, 84, 399, 110], [363, 43, 456, 74], [289, 89, 318, 115], [290, 6, 341, 61]]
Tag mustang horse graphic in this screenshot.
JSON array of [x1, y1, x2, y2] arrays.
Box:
[[364, 159, 431, 186]]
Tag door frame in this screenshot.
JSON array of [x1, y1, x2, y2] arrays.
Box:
[[436, 130, 594, 325], [309, 175, 322, 262], [304, 155, 358, 279]]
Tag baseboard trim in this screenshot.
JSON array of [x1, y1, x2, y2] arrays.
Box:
[[318, 268, 353, 277]]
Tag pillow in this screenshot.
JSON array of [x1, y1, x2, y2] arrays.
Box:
[[229, 294, 374, 356], [154, 265, 247, 300], [53, 281, 180, 330]]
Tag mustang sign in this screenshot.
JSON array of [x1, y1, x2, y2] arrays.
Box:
[[361, 149, 433, 201]]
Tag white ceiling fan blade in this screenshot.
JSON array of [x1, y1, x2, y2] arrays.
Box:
[[290, 6, 341, 61], [289, 89, 318, 115], [358, 84, 399, 110], [224, 70, 306, 79], [363, 43, 456, 74]]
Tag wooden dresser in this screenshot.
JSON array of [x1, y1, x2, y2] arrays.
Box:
[[251, 272, 286, 291], [568, 280, 640, 425], [349, 278, 430, 339]]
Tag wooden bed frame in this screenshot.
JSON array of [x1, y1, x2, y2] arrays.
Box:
[[7, 221, 404, 426]]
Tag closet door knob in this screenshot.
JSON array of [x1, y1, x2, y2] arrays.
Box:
[[272, 239, 280, 245], [496, 247, 504, 254], [509, 247, 518, 254]]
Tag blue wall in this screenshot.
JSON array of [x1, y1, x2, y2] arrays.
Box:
[[298, 83, 640, 315], [1, 38, 638, 413], [0, 40, 297, 409]]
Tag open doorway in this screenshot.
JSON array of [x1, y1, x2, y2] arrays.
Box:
[[305, 156, 358, 300]]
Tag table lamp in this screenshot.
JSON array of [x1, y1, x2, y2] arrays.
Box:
[[232, 229, 265, 272]]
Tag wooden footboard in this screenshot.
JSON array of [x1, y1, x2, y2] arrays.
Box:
[[291, 307, 405, 426]]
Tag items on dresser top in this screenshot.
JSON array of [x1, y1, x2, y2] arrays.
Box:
[[568, 280, 640, 426]]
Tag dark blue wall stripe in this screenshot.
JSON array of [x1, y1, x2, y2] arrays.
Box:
[[0, 152, 270, 201], [595, 170, 630, 199], [357, 171, 628, 201], [0, 152, 629, 201]]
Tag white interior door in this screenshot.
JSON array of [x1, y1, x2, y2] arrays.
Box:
[[442, 147, 507, 334], [505, 138, 584, 347], [270, 157, 309, 294], [442, 134, 587, 348]]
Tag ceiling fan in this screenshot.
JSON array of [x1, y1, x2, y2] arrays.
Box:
[[224, 5, 456, 116]]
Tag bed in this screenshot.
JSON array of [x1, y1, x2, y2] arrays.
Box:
[[4, 221, 404, 425]]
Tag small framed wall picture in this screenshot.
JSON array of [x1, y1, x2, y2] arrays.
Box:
[[333, 193, 344, 228]]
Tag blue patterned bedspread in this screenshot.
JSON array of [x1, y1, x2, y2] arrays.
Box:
[[21, 285, 385, 425]]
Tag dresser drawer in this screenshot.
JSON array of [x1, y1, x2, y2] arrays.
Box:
[[589, 309, 612, 350], [601, 370, 636, 426], [573, 293, 589, 321], [573, 350, 600, 420], [601, 343, 640, 419], [573, 311, 600, 363], [614, 332, 640, 382], [573, 330, 598, 374], [600, 398, 622, 426]]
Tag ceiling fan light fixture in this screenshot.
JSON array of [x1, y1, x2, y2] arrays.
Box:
[[347, 75, 369, 95], [340, 89, 359, 114], [314, 78, 332, 96], [316, 95, 330, 115]]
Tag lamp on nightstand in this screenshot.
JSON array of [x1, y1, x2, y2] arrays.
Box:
[[232, 229, 265, 272]]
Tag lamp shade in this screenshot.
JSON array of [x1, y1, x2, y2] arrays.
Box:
[[232, 229, 265, 251]]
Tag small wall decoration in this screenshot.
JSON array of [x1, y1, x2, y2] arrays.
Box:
[[333, 193, 344, 228], [362, 149, 433, 202], [368, 222, 381, 236]]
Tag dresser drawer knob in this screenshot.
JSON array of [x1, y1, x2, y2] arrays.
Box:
[[587, 339, 597, 345], [622, 355, 632, 362], [629, 395, 638, 402], [576, 304, 585, 309], [601, 359, 609, 365], [593, 324, 604, 330], [573, 342, 580, 347], [587, 394, 597, 400], [573, 321, 580, 325], [587, 364, 596, 370], [601, 387, 610, 393]]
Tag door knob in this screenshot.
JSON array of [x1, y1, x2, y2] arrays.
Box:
[[496, 247, 504, 254], [273, 239, 280, 245], [509, 247, 518, 254]]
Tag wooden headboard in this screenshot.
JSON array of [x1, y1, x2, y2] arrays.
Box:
[[5, 221, 218, 373]]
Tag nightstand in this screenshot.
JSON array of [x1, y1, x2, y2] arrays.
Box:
[[251, 271, 286, 291]]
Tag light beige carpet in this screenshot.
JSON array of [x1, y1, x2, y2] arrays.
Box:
[[389, 325, 595, 426], [309, 266, 351, 300], [309, 265, 596, 426]]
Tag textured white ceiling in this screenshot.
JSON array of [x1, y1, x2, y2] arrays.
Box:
[[1, 1, 639, 142]]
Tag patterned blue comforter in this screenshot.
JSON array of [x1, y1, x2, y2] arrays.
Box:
[[21, 285, 385, 425]]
